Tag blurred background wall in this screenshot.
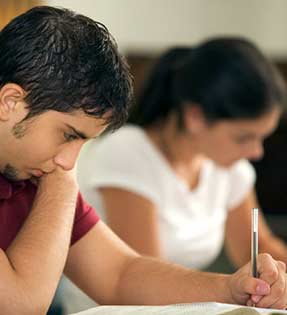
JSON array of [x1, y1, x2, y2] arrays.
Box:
[[0, 0, 40, 29], [46, 0, 287, 58]]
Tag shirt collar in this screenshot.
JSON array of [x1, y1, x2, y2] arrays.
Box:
[[0, 174, 26, 199]]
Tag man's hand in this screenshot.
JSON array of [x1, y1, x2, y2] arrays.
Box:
[[37, 166, 79, 198], [1, 165, 80, 314], [228, 253, 287, 309]]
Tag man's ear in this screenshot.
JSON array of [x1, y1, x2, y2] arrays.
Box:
[[183, 104, 208, 134], [0, 83, 26, 121]]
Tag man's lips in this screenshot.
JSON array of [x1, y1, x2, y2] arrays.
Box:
[[31, 170, 44, 177]]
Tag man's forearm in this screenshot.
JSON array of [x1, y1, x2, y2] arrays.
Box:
[[1, 179, 78, 314], [116, 256, 232, 305]]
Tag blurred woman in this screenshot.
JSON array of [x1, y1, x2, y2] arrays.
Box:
[[77, 37, 287, 269]]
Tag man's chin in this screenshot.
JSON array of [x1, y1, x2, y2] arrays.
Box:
[[2, 171, 32, 182], [2, 164, 22, 181], [3, 174, 30, 182]]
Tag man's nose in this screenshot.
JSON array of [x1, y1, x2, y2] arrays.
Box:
[[53, 142, 83, 170]]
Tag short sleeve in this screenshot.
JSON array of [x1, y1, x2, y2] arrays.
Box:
[[77, 128, 163, 208], [71, 192, 100, 245], [226, 160, 256, 210]]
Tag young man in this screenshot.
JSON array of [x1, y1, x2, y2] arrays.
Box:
[[0, 6, 286, 315]]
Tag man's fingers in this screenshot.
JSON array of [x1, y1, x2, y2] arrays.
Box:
[[240, 276, 270, 296], [255, 265, 286, 309], [277, 260, 286, 273], [257, 253, 278, 286]]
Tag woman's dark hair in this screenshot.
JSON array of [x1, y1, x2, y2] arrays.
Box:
[[0, 6, 133, 130], [130, 37, 286, 128]]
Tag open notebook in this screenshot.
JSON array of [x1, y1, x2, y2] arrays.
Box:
[[70, 302, 287, 315]]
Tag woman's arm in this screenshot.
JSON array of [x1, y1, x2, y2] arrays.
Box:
[[99, 187, 162, 257], [225, 189, 287, 267]]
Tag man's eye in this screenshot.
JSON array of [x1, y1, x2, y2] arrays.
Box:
[[64, 132, 78, 142]]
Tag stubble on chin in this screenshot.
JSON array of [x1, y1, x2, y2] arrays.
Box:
[[2, 164, 20, 181]]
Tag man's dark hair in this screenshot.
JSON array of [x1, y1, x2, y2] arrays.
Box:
[[0, 6, 133, 130]]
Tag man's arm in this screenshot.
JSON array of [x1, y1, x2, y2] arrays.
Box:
[[0, 168, 78, 315], [65, 220, 287, 309]]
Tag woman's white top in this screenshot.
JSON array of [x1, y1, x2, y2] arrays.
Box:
[[77, 125, 255, 269]]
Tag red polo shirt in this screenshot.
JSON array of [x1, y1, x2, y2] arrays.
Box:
[[0, 174, 99, 251]]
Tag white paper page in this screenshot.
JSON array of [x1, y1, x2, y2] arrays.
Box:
[[70, 302, 287, 315]]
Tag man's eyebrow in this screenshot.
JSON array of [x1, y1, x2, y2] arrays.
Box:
[[65, 124, 89, 139]]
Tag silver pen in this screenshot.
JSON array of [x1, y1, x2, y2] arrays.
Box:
[[251, 208, 259, 278], [251, 208, 259, 307]]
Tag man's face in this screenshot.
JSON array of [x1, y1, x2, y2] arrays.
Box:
[[0, 85, 108, 181]]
